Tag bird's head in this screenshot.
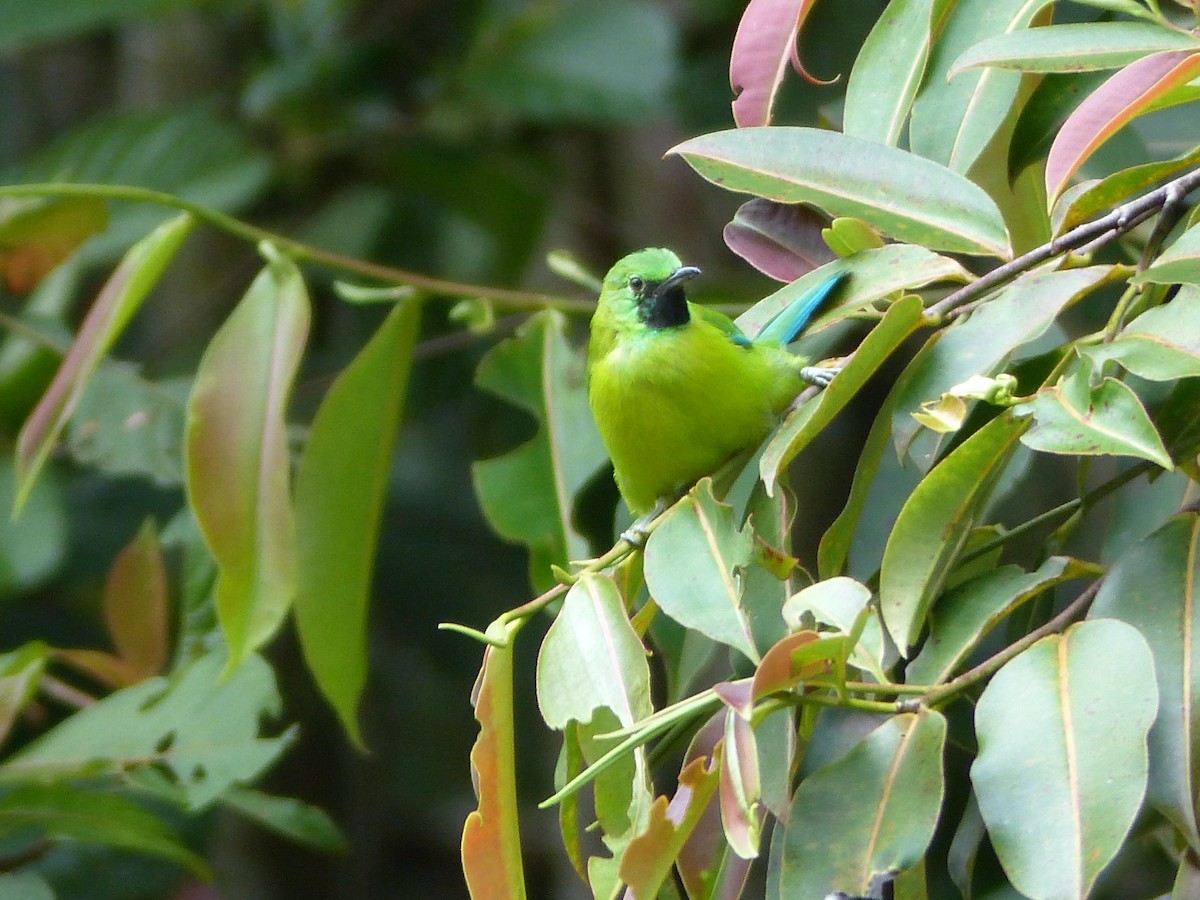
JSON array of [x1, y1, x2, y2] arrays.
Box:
[[599, 248, 702, 329]]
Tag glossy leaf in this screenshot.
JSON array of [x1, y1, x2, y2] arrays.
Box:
[[1053, 144, 1200, 235], [645, 479, 758, 662], [670, 128, 1011, 258], [762, 294, 925, 493], [186, 250, 310, 672], [1008, 69, 1109, 178], [1016, 356, 1173, 468], [0, 195, 107, 291], [103, 518, 169, 680], [0, 651, 291, 809], [742, 483, 798, 654], [729, 0, 819, 127], [781, 709, 947, 897], [972, 619, 1158, 900], [950, 22, 1200, 75], [1138, 220, 1200, 286], [0, 643, 48, 748], [1090, 513, 1200, 852], [720, 710, 763, 859], [906, 556, 1097, 685], [620, 754, 721, 898], [880, 414, 1028, 653], [1046, 49, 1200, 198], [472, 310, 607, 593], [891, 264, 1118, 469], [1086, 287, 1200, 380], [15, 213, 193, 514], [0, 784, 206, 875], [462, 638, 528, 900], [844, 0, 935, 146], [782, 577, 887, 683], [537, 574, 652, 731], [909, 0, 1054, 175], [294, 299, 420, 748], [723, 199, 834, 282]]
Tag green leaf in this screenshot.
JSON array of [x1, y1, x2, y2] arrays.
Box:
[[1086, 287, 1200, 380], [0, 651, 291, 809], [14, 213, 193, 514], [294, 300, 420, 749], [0, 643, 49, 749], [462, 638, 528, 900], [1053, 144, 1200, 235], [0, 872, 53, 900], [0, 784, 207, 875], [972, 619, 1158, 900], [843, 0, 936, 146], [880, 413, 1028, 653], [1008, 70, 1110, 178], [782, 578, 888, 683], [0, 455, 67, 599], [1090, 513, 1200, 852], [891, 265, 1119, 469], [670, 128, 1011, 258], [736, 245, 968, 339], [761, 294, 926, 493], [66, 367, 189, 486], [0, 261, 78, 430], [537, 574, 652, 731], [950, 22, 1200, 75], [781, 709, 946, 897], [472, 310, 607, 593], [906, 556, 1097, 685], [461, 0, 678, 124], [1015, 356, 1173, 469], [1138, 220, 1200, 286], [909, 0, 1054, 175], [185, 250, 310, 672], [644, 479, 759, 662], [221, 786, 347, 852]]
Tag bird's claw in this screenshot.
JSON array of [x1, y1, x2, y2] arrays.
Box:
[[800, 365, 840, 388]]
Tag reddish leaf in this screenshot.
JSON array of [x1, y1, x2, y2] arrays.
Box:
[[1046, 49, 1200, 198], [730, 0, 824, 127], [723, 199, 835, 281], [620, 755, 721, 899], [720, 710, 763, 859], [185, 251, 310, 671], [751, 630, 823, 701], [462, 639, 528, 900], [0, 197, 108, 292], [54, 648, 143, 689], [103, 519, 169, 679], [15, 214, 193, 514]]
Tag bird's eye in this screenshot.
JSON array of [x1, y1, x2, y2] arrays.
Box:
[[628, 275, 644, 292]]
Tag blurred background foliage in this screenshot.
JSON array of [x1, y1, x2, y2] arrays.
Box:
[[0, 0, 885, 896]]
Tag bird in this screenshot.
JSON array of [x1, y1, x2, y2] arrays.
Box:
[[587, 247, 847, 542]]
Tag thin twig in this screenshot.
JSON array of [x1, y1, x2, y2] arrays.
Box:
[[928, 166, 1200, 319]]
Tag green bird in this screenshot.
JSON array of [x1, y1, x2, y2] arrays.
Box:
[[587, 247, 847, 540]]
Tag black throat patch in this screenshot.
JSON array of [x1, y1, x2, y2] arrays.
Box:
[[639, 281, 690, 329]]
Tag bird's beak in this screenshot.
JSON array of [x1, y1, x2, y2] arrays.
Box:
[[657, 265, 702, 296]]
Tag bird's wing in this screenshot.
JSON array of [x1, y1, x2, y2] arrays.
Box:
[[755, 269, 849, 346], [692, 303, 753, 347]]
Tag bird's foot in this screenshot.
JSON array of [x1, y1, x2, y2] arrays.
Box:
[[800, 364, 841, 388]]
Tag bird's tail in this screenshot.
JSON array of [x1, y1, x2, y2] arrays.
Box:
[[755, 268, 849, 346]]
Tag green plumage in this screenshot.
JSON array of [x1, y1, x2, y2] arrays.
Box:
[[587, 247, 844, 516]]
